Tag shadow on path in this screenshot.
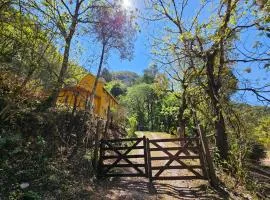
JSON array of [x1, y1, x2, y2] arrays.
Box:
[[100, 178, 229, 200]]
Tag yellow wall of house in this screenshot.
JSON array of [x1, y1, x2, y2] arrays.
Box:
[[57, 74, 118, 119]]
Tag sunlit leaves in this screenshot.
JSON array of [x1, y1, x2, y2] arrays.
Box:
[[229, 15, 237, 26], [178, 31, 193, 42]]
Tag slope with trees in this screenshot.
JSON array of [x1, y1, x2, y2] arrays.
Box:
[[0, 0, 270, 199]]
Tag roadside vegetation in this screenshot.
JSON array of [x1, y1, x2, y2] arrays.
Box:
[[1, 0, 270, 199]]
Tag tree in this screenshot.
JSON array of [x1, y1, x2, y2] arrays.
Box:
[[0, 2, 60, 120], [121, 83, 160, 130], [142, 64, 159, 84], [105, 80, 127, 97], [159, 92, 179, 133], [86, 2, 136, 111], [23, 0, 97, 106], [254, 116, 270, 148], [147, 0, 270, 160]]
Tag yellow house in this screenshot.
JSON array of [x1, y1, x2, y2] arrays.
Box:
[[57, 74, 118, 119]]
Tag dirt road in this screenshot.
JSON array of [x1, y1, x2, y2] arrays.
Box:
[[94, 132, 227, 200]]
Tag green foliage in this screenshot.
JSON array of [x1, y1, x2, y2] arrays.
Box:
[[248, 142, 267, 162], [0, 109, 95, 198], [253, 116, 270, 148], [160, 92, 179, 133], [0, 5, 88, 121], [127, 116, 138, 138], [121, 83, 157, 130], [141, 64, 158, 84], [105, 80, 127, 98], [22, 191, 41, 200]]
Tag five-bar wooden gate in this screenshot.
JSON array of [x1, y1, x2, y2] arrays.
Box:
[[98, 137, 148, 177], [98, 134, 217, 184]]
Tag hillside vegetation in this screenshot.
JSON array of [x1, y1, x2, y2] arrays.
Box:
[[1, 0, 270, 199]]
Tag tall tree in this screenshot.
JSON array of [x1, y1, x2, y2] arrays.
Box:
[[23, 0, 97, 106], [86, 2, 136, 111], [147, 0, 270, 160], [0, 1, 60, 120], [142, 64, 159, 83]]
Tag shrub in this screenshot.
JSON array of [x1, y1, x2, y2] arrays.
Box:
[[22, 191, 41, 200], [247, 141, 267, 162], [127, 116, 138, 138]]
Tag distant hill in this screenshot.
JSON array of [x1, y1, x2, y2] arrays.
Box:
[[112, 71, 139, 86]]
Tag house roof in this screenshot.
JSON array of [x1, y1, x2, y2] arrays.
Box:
[[61, 74, 119, 105]]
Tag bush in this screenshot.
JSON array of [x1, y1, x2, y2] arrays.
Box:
[[22, 191, 41, 200], [0, 108, 97, 198], [248, 141, 267, 162], [127, 116, 137, 138]]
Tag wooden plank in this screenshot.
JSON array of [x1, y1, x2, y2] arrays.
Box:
[[197, 124, 218, 187], [102, 138, 142, 174], [150, 156, 200, 160], [149, 137, 198, 143], [103, 146, 144, 150], [103, 140, 144, 175], [150, 140, 203, 178], [98, 140, 105, 177], [105, 173, 146, 177], [196, 134, 207, 178], [151, 165, 202, 170], [103, 164, 145, 168], [94, 120, 102, 172], [103, 137, 143, 142], [143, 136, 148, 177], [154, 140, 192, 177], [146, 138, 153, 183], [150, 147, 198, 151], [102, 154, 145, 159], [152, 176, 206, 180]]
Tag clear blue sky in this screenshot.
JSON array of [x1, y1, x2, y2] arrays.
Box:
[[72, 0, 269, 106]]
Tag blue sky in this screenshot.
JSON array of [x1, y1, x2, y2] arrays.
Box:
[[72, 0, 269, 106], [76, 0, 152, 75]]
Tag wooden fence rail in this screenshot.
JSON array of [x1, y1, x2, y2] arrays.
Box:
[[98, 136, 148, 177], [98, 134, 217, 186]]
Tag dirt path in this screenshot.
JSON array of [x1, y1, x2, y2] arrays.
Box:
[[92, 132, 228, 200], [262, 151, 270, 166]]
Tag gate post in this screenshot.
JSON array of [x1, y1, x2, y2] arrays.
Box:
[[146, 138, 153, 183], [97, 139, 104, 178], [94, 119, 102, 172], [143, 136, 148, 177], [197, 125, 218, 187], [196, 136, 208, 178]]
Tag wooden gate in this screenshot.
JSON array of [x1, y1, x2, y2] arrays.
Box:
[[146, 137, 207, 182], [98, 134, 216, 185], [99, 136, 148, 177]]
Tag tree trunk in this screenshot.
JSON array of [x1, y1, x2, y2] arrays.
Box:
[[49, 1, 81, 107], [205, 53, 228, 160], [86, 42, 106, 111], [150, 101, 154, 131], [50, 37, 72, 107]]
